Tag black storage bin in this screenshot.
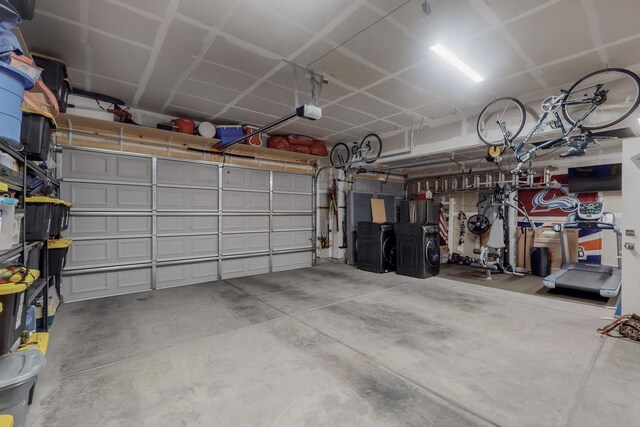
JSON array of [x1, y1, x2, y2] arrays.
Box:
[[8, 0, 36, 20], [49, 204, 62, 238], [530, 247, 551, 277], [25, 197, 56, 241], [48, 238, 72, 275], [20, 112, 51, 161], [25, 244, 42, 272], [32, 53, 70, 113], [0, 282, 28, 355], [58, 201, 71, 232]]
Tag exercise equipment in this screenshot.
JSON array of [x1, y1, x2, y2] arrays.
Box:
[[467, 214, 490, 235], [543, 201, 621, 297], [470, 217, 506, 279]]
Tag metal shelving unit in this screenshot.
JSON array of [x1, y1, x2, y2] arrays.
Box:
[[0, 138, 59, 332]]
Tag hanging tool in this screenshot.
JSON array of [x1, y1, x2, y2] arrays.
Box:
[[329, 180, 339, 232], [458, 211, 467, 245]]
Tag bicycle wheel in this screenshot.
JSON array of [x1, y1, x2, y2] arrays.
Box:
[[562, 68, 640, 130], [329, 142, 351, 168], [476, 97, 526, 146], [359, 133, 382, 164]]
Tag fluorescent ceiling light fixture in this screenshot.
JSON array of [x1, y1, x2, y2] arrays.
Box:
[[430, 43, 484, 83]]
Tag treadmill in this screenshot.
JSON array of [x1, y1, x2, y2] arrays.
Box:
[[543, 201, 622, 297]]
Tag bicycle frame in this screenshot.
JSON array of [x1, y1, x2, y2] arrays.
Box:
[[499, 86, 604, 172]]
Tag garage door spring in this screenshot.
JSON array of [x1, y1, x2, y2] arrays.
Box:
[[597, 314, 640, 342]]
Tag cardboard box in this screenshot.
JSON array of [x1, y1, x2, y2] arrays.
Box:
[[533, 227, 578, 271], [371, 199, 386, 224]]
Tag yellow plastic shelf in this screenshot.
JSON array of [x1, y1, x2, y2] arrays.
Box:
[[18, 332, 49, 355]]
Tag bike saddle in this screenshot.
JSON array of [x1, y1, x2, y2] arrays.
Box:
[[560, 146, 586, 157]]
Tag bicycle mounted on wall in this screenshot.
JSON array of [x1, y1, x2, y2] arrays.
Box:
[[476, 68, 640, 175]]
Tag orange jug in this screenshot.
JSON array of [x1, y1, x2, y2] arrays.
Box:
[[171, 117, 196, 135]]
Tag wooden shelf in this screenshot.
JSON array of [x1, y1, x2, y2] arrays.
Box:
[[224, 143, 321, 165], [57, 114, 321, 165], [57, 113, 221, 147]]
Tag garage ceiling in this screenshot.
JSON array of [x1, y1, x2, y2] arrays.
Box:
[[19, 0, 640, 142]]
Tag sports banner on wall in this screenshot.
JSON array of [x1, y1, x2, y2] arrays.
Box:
[[518, 174, 601, 264]]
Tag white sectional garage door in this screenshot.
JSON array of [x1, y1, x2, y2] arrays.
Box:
[[61, 147, 314, 301]]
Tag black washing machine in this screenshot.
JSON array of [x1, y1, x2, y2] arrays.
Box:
[[356, 222, 396, 273], [394, 223, 440, 278]]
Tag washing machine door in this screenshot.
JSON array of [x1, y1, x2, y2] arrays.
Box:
[[425, 237, 440, 267], [383, 236, 397, 267]]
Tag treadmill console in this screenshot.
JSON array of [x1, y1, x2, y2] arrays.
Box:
[[578, 201, 604, 221]]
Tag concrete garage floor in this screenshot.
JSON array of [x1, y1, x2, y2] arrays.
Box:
[[29, 263, 640, 426]]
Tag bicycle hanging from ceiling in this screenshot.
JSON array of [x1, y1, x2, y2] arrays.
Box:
[[328, 133, 383, 185], [476, 68, 640, 175]]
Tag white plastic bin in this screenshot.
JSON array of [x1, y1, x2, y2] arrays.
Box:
[[0, 197, 17, 250]]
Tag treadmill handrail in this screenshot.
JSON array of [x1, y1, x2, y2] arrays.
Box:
[[562, 221, 620, 233]]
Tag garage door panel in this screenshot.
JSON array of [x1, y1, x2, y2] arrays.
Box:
[[272, 172, 312, 192], [191, 235, 218, 255], [67, 238, 152, 268], [222, 256, 269, 279], [63, 150, 152, 183], [63, 267, 152, 301], [157, 159, 218, 186], [116, 157, 153, 181], [222, 232, 269, 254], [157, 187, 218, 211], [157, 235, 218, 260], [222, 190, 269, 211], [67, 215, 152, 237], [62, 182, 151, 210], [272, 251, 312, 272], [68, 215, 109, 236], [68, 240, 109, 266], [272, 215, 312, 230], [156, 260, 218, 289], [222, 215, 269, 232], [272, 230, 313, 250], [222, 168, 269, 190], [273, 193, 312, 212], [157, 236, 185, 259], [157, 215, 218, 234]]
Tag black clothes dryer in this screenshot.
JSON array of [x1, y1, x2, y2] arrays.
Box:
[[356, 222, 396, 273], [394, 223, 440, 278]]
